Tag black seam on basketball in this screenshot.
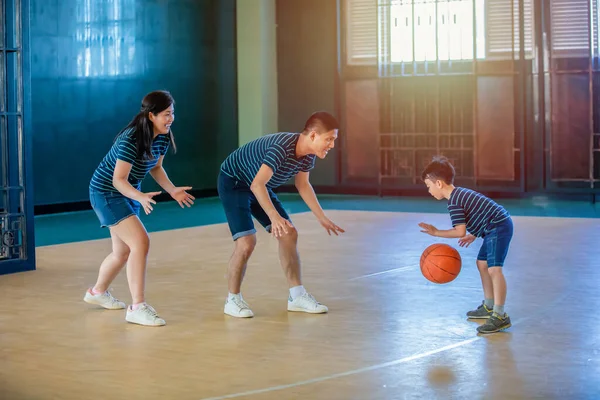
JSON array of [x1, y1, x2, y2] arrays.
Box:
[[423, 244, 443, 259], [429, 253, 461, 261], [425, 263, 440, 283], [434, 255, 461, 261], [428, 259, 458, 276]]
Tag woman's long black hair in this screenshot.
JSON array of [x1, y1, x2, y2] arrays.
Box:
[[115, 90, 177, 160]]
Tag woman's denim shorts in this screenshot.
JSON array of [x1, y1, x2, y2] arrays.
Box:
[[89, 188, 141, 228]]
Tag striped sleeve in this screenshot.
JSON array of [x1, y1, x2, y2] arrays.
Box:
[[160, 137, 170, 156], [448, 204, 466, 227], [116, 137, 137, 164], [263, 144, 288, 174]]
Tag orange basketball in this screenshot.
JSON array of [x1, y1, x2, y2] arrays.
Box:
[[420, 243, 462, 284]]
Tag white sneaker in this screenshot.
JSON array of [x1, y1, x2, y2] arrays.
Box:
[[125, 304, 166, 326], [287, 293, 328, 314], [83, 288, 126, 310], [224, 295, 254, 318]]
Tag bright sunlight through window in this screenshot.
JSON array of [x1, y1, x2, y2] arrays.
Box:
[[390, 0, 486, 62]]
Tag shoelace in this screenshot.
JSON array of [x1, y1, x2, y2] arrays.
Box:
[[232, 296, 250, 310], [299, 293, 321, 305], [139, 304, 160, 319], [101, 291, 122, 305]]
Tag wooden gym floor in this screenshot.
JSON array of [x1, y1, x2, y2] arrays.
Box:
[[0, 208, 599, 399]]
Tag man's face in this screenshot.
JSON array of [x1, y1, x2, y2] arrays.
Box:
[[310, 129, 338, 159]]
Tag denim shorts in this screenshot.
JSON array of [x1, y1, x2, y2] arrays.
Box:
[[477, 217, 514, 267], [217, 171, 291, 240], [89, 188, 141, 228]]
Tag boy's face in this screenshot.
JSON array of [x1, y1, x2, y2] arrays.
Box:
[[424, 178, 444, 200]]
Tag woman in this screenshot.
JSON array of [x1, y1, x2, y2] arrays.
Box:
[[84, 90, 194, 326]]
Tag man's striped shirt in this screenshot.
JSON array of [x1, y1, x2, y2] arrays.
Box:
[[220, 132, 316, 189], [447, 187, 510, 237], [90, 129, 170, 193]]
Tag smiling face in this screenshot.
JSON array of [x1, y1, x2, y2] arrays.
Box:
[[424, 177, 445, 200], [149, 104, 175, 135], [309, 129, 338, 159]]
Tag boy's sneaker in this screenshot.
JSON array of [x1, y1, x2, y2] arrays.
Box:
[[125, 304, 166, 326], [287, 293, 328, 314], [466, 301, 493, 319], [83, 288, 126, 310], [477, 312, 512, 334], [224, 295, 254, 318]]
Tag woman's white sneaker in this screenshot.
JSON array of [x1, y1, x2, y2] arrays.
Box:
[[287, 293, 328, 314], [83, 288, 126, 310], [125, 304, 166, 326]]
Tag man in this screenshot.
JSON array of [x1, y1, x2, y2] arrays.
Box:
[[217, 111, 345, 317]]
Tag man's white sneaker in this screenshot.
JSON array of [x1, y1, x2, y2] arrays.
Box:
[[224, 295, 254, 318], [125, 304, 166, 326], [287, 293, 328, 314], [83, 288, 126, 310]]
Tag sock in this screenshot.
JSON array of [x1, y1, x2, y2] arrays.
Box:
[[130, 302, 145, 311], [493, 305, 505, 316], [228, 292, 241, 301], [484, 298, 494, 309], [91, 287, 105, 295], [289, 285, 307, 301]]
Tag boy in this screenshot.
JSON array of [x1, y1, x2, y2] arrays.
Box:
[[217, 111, 345, 318], [418, 156, 513, 334]]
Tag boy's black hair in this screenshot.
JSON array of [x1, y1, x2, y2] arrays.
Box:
[[421, 156, 455, 184]]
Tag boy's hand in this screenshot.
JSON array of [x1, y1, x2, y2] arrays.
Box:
[[458, 234, 476, 247], [418, 222, 439, 236]]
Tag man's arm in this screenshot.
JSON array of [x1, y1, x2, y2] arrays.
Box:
[[249, 164, 280, 219], [294, 171, 325, 219]]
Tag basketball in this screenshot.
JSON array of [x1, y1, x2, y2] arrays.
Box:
[[420, 243, 462, 284]]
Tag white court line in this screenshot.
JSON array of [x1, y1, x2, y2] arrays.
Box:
[[199, 338, 479, 400], [199, 292, 569, 400], [349, 265, 417, 281]]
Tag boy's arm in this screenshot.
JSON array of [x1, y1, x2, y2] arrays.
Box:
[[418, 222, 466, 238]]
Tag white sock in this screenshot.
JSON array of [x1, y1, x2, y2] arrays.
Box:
[[228, 292, 241, 301], [289, 285, 307, 301]]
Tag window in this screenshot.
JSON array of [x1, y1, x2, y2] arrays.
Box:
[[550, 0, 598, 58], [345, 0, 535, 66], [75, 0, 138, 77], [389, 0, 486, 62], [345, 0, 378, 65]]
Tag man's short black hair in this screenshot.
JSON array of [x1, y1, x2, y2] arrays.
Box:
[[302, 111, 339, 134]]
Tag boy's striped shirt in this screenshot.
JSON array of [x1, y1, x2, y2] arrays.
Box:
[[447, 187, 510, 237]]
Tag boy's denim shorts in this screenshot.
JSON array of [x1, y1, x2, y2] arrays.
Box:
[[217, 171, 291, 241], [89, 187, 141, 228], [477, 217, 514, 267]]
